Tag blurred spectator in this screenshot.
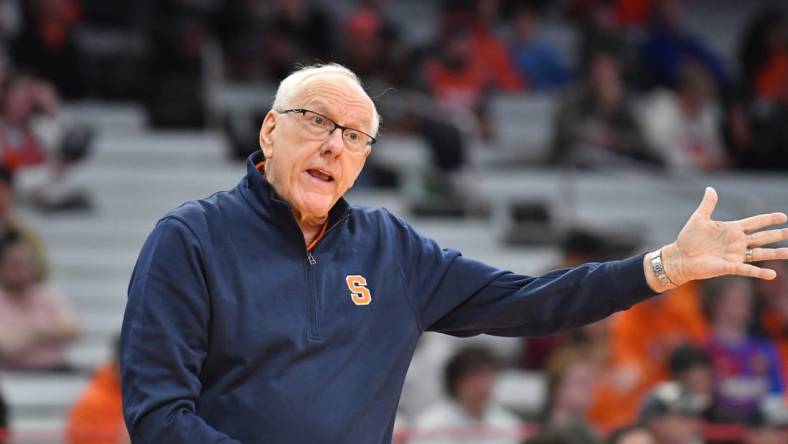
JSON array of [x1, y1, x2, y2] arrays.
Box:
[[738, 7, 788, 102], [588, 281, 707, 430], [521, 228, 638, 370], [732, 7, 788, 171], [411, 345, 522, 444], [12, 0, 85, 98], [0, 167, 46, 281], [0, 231, 77, 371], [734, 100, 788, 171], [702, 276, 784, 422], [0, 72, 93, 211], [641, 62, 728, 172], [639, 0, 729, 92], [667, 343, 738, 425], [550, 52, 660, 168], [67, 336, 128, 444], [422, 25, 491, 135], [756, 260, 788, 384], [412, 25, 486, 204], [0, 73, 49, 173], [508, 5, 571, 93], [638, 382, 705, 444], [214, 0, 266, 81], [444, 0, 524, 92], [540, 346, 600, 442], [265, 0, 335, 82], [146, 0, 224, 128], [569, 0, 640, 85], [518, 228, 665, 433], [606, 424, 657, 444], [338, 0, 408, 88]]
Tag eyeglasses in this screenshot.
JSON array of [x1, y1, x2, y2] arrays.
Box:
[[279, 108, 377, 153]]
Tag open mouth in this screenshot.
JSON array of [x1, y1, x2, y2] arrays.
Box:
[[306, 168, 334, 182]]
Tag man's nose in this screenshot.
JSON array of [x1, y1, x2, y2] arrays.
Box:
[[321, 127, 345, 156]]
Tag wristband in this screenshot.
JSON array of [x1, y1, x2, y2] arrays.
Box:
[[650, 249, 675, 288]]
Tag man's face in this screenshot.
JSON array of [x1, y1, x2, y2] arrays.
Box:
[[0, 242, 35, 294], [679, 365, 713, 400], [259, 77, 373, 219], [715, 280, 753, 333], [554, 361, 597, 415], [456, 367, 496, 417]]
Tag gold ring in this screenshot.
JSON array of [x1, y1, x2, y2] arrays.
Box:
[[745, 248, 753, 263]]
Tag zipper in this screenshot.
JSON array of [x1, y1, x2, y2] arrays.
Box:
[[303, 212, 349, 341], [305, 253, 319, 340]]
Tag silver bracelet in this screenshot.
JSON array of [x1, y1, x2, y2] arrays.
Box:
[[650, 249, 675, 287]]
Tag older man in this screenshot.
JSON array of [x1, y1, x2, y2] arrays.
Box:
[[120, 64, 788, 443]]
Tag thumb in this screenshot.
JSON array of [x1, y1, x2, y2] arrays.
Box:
[[693, 186, 718, 219]]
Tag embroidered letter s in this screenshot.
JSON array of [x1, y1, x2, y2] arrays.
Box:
[[346, 275, 372, 306]]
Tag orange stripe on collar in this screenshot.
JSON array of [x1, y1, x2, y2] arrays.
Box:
[[307, 219, 329, 253]]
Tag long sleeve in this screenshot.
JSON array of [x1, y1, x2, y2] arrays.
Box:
[[387, 212, 657, 337], [120, 217, 241, 444]]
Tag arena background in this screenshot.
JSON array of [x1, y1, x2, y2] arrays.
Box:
[[0, 0, 786, 443]]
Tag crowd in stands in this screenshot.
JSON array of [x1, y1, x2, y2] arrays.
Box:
[[0, 1, 783, 175], [0, 0, 785, 443]]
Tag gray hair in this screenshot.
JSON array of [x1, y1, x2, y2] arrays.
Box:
[[272, 63, 380, 136]]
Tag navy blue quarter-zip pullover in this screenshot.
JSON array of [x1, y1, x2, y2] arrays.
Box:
[[121, 151, 657, 443]]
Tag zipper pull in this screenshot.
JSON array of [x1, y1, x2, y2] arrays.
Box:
[[307, 252, 317, 265]]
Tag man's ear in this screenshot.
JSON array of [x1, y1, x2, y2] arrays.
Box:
[[260, 111, 278, 159]]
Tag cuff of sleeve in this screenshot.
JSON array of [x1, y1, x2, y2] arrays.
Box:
[[610, 253, 660, 309]]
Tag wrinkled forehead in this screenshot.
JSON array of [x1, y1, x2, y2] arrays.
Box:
[[292, 76, 374, 132]]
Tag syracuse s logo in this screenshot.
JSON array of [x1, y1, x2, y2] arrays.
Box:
[[346, 275, 372, 306]]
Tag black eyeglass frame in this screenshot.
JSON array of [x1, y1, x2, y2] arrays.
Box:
[[279, 108, 377, 148]]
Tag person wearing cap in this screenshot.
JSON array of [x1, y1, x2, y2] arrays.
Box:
[[120, 63, 788, 443], [638, 382, 705, 444]]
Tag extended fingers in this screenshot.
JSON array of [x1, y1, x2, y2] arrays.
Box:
[[750, 247, 788, 262], [734, 263, 777, 280], [736, 212, 788, 233], [747, 228, 788, 247]]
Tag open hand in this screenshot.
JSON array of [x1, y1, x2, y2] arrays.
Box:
[[662, 187, 788, 286]]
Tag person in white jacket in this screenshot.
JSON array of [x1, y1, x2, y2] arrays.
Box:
[[411, 346, 523, 444], [641, 62, 728, 172]]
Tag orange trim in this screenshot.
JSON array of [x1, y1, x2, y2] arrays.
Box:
[[307, 220, 329, 252], [255, 160, 266, 173]]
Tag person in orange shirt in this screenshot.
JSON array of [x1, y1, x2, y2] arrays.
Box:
[[588, 281, 709, 431], [66, 338, 128, 444]]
